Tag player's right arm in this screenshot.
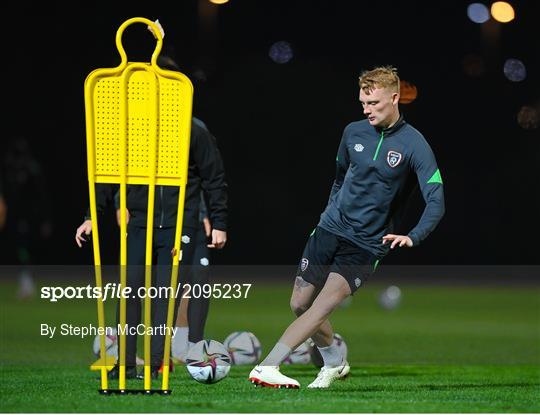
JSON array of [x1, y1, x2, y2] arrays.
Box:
[[75, 184, 117, 247], [75, 220, 92, 247], [190, 120, 228, 249]]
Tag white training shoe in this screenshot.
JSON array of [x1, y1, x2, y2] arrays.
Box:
[[307, 361, 350, 388], [249, 365, 300, 389]]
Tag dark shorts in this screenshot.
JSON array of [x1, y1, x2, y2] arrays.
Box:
[[295, 226, 379, 294]]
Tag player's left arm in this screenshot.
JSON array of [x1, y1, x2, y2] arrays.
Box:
[[383, 138, 445, 248], [399, 137, 445, 248]]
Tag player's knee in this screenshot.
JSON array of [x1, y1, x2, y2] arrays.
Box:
[[290, 297, 309, 316]]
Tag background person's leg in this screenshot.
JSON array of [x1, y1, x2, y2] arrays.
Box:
[[151, 227, 176, 367], [172, 227, 196, 347], [187, 224, 211, 343], [175, 294, 189, 327], [117, 226, 145, 369], [172, 289, 189, 360]]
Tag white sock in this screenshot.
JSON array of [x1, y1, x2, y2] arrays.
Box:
[[172, 327, 189, 358], [260, 342, 292, 366], [317, 338, 343, 367]]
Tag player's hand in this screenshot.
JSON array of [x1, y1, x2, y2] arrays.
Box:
[[382, 234, 413, 249], [208, 229, 227, 249], [116, 208, 130, 227], [75, 220, 93, 248]]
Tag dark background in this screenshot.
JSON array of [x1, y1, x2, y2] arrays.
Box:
[[1, 0, 539, 266]]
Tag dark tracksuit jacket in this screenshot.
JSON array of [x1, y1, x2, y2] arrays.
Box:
[[89, 117, 227, 231], [319, 115, 445, 258]]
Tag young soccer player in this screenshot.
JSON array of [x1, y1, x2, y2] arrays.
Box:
[[249, 66, 445, 389]]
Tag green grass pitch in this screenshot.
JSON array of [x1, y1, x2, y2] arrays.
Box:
[[1, 279, 539, 412]]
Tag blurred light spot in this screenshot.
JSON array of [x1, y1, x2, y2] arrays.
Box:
[[269, 41, 293, 64], [491, 1, 515, 23], [399, 80, 418, 104], [386, 286, 401, 300], [467, 3, 490, 23], [209, 0, 229, 4], [517, 106, 540, 130], [379, 285, 402, 310], [503, 58, 526, 82], [462, 53, 486, 77]]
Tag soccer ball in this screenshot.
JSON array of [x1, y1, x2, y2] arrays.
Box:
[[379, 285, 402, 310], [308, 333, 348, 368], [185, 340, 231, 384], [92, 327, 118, 357], [282, 341, 311, 364], [223, 331, 262, 365]]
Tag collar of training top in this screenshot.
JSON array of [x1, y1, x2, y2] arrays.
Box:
[[375, 114, 406, 136]]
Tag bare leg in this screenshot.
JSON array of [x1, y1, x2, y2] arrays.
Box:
[[250, 273, 352, 387], [290, 277, 334, 347], [175, 294, 189, 327], [172, 288, 190, 360], [282, 273, 351, 351]]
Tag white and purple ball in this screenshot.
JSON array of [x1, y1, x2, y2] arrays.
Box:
[[223, 331, 262, 365], [185, 340, 231, 384]]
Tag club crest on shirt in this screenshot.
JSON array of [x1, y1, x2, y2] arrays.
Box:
[[301, 258, 309, 272], [387, 151, 402, 168], [354, 143, 364, 152]]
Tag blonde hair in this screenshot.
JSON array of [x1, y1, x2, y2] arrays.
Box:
[[359, 66, 400, 94]]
